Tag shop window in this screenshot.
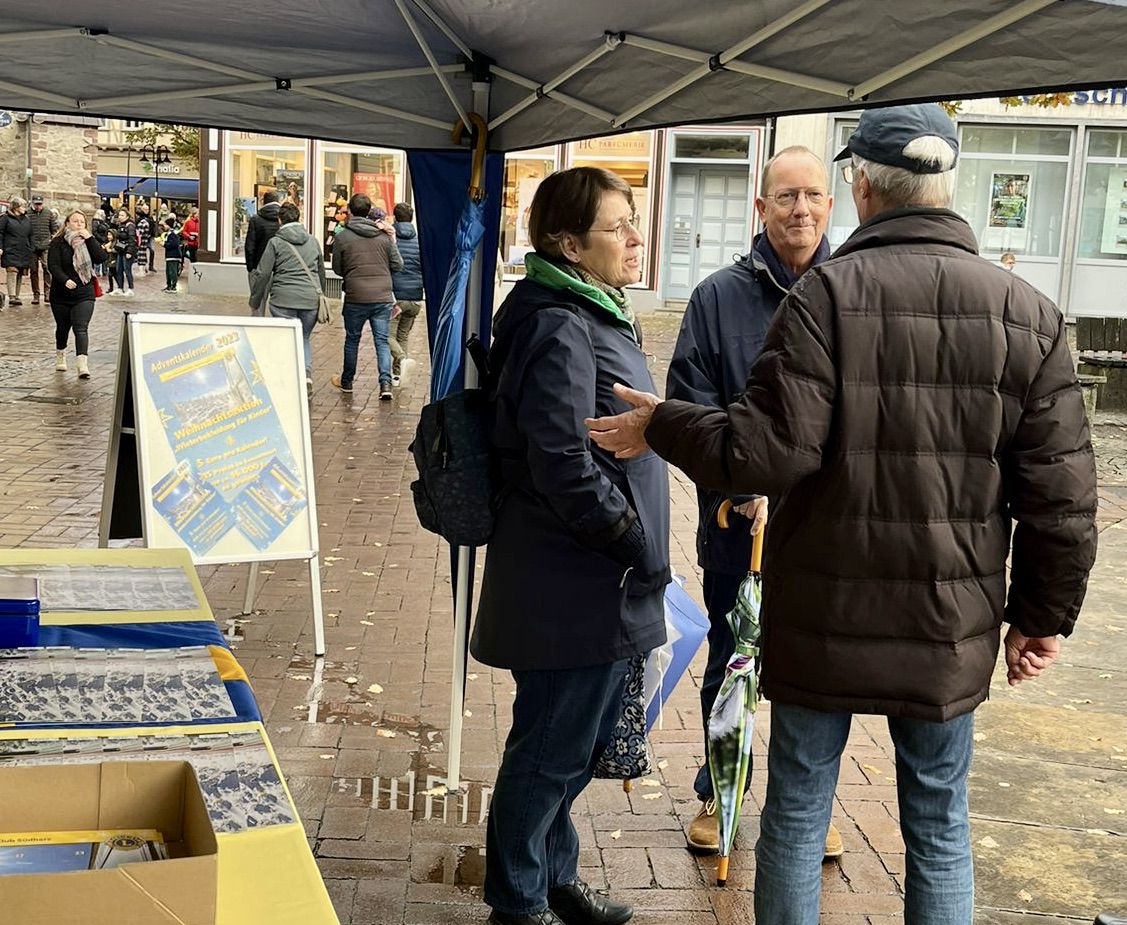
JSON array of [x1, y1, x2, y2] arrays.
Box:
[[500, 148, 559, 277], [569, 132, 655, 284], [673, 134, 750, 159], [953, 125, 1073, 257], [319, 147, 404, 263], [1077, 129, 1127, 262], [225, 135, 306, 261], [827, 121, 860, 248]]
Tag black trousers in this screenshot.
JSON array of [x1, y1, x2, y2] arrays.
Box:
[[52, 299, 95, 354]]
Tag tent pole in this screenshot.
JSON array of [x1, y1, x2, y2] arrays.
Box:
[[392, 0, 472, 133], [446, 77, 491, 795]]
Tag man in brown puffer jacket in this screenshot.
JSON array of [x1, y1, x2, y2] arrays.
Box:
[[588, 104, 1098, 925]]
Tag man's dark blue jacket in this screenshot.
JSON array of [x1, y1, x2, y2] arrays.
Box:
[[666, 232, 829, 575]]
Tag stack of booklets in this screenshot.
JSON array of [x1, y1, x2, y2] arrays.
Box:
[[0, 646, 236, 725], [0, 830, 169, 875]]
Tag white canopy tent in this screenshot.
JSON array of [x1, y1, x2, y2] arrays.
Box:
[[6, 0, 1127, 791]]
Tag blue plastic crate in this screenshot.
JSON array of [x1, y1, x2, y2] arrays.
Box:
[[0, 576, 40, 647]]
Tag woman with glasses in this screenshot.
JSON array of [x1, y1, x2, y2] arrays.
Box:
[[471, 166, 669, 925]]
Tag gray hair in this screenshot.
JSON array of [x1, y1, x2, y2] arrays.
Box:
[[853, 136, 956, 208]]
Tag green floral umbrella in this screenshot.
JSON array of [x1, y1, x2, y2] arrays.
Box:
[[707, 500, 764, 886]]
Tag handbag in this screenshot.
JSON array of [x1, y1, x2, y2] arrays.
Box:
[[281, 240, 335, 325], [92, 276, 103, 298], [592, 653, 654, 782]]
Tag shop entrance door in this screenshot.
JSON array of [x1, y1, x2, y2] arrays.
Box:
[[663, 165, 750, 301]]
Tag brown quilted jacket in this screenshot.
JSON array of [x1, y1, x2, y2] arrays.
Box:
[[647, 207, 1098, 721]]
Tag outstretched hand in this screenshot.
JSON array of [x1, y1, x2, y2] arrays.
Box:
[[1004, 626, 1060, 686], [585, 383, 661, 459]]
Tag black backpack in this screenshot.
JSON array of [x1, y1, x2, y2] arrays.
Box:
[[410, 334, 506, 547]]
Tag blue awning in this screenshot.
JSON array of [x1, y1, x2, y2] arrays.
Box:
[[97, 174, 199, 200]]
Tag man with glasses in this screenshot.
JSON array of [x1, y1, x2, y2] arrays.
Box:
[[588, 104, 1097, 925], [667, 145, 842, 860]]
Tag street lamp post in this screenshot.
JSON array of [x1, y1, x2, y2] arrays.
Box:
[[138, 143, 172, 212]]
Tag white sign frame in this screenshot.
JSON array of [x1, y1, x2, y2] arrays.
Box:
[[101, 312, 325, 654]]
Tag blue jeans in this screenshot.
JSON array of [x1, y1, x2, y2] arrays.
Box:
[[269, 304, 317, 377], [755, 703, 975, 925], [485, 659, 630, 915], [115, 253, 134, 290], [341, 301, 393, 389], [694, 570, 749, 800]]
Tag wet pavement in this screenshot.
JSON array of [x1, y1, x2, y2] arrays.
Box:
[[0, 267, 1123, 923]]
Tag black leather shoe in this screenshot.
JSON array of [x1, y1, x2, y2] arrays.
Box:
[[487, 908, 566, 925], [547, 880, 633, 925]]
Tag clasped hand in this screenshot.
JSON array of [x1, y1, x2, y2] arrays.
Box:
[[585, 383, 662, 458]]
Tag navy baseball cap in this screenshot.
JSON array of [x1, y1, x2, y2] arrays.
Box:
[[834, 103, 958, 174]]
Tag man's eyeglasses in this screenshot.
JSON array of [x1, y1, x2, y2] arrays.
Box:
[[763, 188, 828, 208], [588, 213, 640, 241], [840, 164, 855, 185]]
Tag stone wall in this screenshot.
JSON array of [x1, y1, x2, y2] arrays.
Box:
[[0, 118, 99, 212]]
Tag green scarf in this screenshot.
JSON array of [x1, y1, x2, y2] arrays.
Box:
[[524, 253, 636, 329]]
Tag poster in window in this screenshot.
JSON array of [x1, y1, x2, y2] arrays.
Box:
[[1100, 167, 1127, 255], [989, 172, 1031, 229], [351, 172, 395, 216], [275, 169, 304, 210]]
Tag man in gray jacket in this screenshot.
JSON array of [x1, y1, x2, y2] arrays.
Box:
[[330, 194, 402, 401], [588, 104, 1097, 925]]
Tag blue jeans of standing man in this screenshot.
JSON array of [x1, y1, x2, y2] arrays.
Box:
[[340, 301, 393, 390], [755, 703, 975, 925], [484, 659, 630, 916], [269, 304, 317, 377]]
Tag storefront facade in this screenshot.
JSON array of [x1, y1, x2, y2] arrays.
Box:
[[193, 125, 763, 307], [193, 130, 407, 296], [815, 92, 1127, 318]]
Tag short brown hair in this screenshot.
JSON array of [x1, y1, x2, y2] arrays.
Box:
[[529, 167, 634, 260]]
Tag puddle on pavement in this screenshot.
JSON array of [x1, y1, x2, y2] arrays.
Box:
[[336, 753, 493, 826], [426, 846, 486, 890]]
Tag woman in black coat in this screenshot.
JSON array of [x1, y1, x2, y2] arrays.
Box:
[[0, 197, 34, 307], [470, 167, 669, 925], [47, 211, 107, 379]]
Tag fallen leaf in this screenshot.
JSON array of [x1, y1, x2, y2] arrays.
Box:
[[641, 793, 662, 800], [1018, 890, 1033, 903], [374, 542, 383, 547], [640, 778, 662, 788], [979, 836, 1000, 848], [376, 729, 397, 738], [362, 571, 376, 577], [998, 781, 1012, 788], [1099, 673, 1113, 679], [464, 709, 473, 717], [352, 498, 364, 502], [360, 620, 374, 626], [324, 556, 344, 563], [609, 829, 622, 839], [861, 764, 883, 776], [657, 759, 669, 770], [367, 683, 384, 694], [973, 732, 987, 742], [290, 674, 311, 681], [466, 673, 479, 681], [345, 646, 357, 651], [319, 754, 334, 760], [1103, 808, 1125, 815], [345, 676, 359, 684], [325, 588, 340, 593]]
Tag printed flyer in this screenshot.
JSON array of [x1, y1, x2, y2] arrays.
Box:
[[142, 328, 308, 555]]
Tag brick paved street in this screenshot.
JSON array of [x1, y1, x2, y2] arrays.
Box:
[[0, 267, 1123, 923]]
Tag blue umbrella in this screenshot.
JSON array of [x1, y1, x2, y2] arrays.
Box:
[[429, 194, 486, 402]]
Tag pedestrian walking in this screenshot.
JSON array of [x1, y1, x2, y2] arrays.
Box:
[[28, 194, 59, 305], [245, 190, 283, 316], [471, 166, 668, 925], [249, 201, 325, 398], [389, 201, 422, 386], [91, 209, 111, 279], [161, 216, 183, 292], [0, 197, 34, 308], [135, 201, 157, 276], [587, 104, 1099, 925], [667, 145, 842, 860], [47, 210, 107, 379], [181, 207, 200, 263], [330, 195, 402, 400], [111, 208, 137, 296]]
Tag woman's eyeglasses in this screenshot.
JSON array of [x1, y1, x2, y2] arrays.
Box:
[[588, 213, 640, 241]]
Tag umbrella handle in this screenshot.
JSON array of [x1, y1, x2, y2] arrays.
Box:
[[452, 112, 489, 203], [717, 500, 765, 573]]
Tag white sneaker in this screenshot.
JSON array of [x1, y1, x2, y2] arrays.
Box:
[[391, 375, 401, 387], [399, 357, 418, 386], [124, 289, 135, 297]]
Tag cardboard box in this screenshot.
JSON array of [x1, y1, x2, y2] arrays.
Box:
[[0, 761, 218, 925]]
